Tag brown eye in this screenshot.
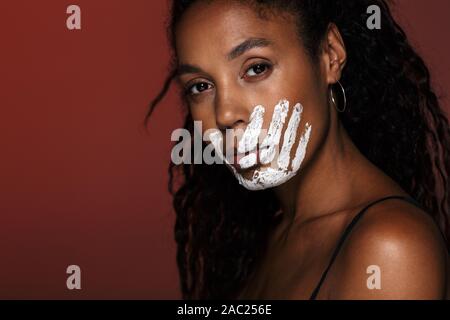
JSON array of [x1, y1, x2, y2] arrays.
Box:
[[245, 63, 271, 77], [187, 82, 212, 96]]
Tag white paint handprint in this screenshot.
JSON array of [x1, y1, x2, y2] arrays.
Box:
[[209, 98, 312, 190]]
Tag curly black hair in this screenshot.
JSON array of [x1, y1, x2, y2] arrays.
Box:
[[145, 0, 450, 299]]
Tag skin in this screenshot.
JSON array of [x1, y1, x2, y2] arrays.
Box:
[[174, 0, 449, 299]]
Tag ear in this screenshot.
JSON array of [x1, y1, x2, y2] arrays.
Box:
[[321, 23, 347, 85]]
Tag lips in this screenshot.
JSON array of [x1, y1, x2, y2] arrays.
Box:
[[234, 149, 257, 165], [227, 145, 268, 170]]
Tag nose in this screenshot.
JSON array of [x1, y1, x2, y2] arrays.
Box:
[[215, 90, 250, 131]]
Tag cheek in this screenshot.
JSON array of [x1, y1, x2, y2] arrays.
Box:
[[189, 106, 216, 130], [294, 102, 329, 166], [278, 55, 323, 107]]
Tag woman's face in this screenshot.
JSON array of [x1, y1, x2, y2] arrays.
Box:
[[175, 1, 336, 190]]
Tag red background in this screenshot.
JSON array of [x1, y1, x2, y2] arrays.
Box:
[[0, 0, 449, 299]]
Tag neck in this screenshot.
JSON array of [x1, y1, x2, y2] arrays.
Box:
[[273, 116, 389, 227]]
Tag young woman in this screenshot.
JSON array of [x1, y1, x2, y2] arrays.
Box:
[[146, 0, 450, 299]]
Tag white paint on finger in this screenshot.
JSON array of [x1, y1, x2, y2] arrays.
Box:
[[278, 103, 302, 170], [237, 105, 264, 154], [259, 99, 289, 164]]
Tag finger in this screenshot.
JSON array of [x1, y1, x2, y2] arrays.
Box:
[[237, 105, 265, 154], [239, 152, 257, 169], [278, 103, 302, 170], [291, 122, 312, 172], [259, 99, 289, 164]]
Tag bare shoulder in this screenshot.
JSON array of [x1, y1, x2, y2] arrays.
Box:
[[330, 198, 449, 299]]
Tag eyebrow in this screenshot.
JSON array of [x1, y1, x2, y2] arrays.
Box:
[[176, 64, 204, 77], [176, 37, 273, 77], [227, 37, 272, 60]]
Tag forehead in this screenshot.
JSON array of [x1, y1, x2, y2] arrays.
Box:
[[174, 1, 298, 63]]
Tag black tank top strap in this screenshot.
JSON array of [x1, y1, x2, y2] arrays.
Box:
[[309, 194, 421, 300]]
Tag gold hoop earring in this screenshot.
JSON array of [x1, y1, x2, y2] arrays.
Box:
[[330, 80, 347, 113]]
